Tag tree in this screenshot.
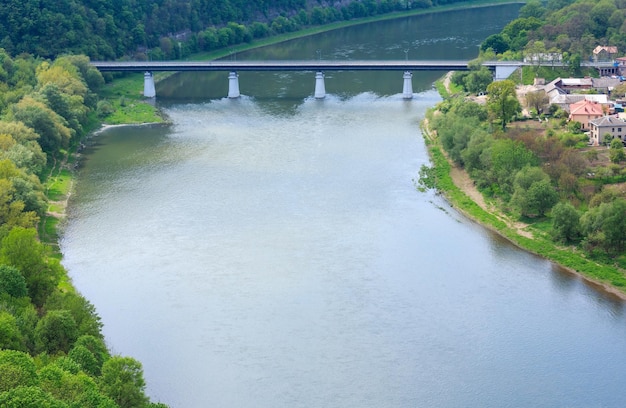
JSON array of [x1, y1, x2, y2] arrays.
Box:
[[487, 80, 521, 131], [510, 166, 558, 217], [609, 137, 625, 163], [0, 311, 25, 350], [462, 67, 493, 94], [481, 34, 509, 54], [581, 199, 626, 255], [0, 350, 38, 392], [43, 292, 103, 338], [0, 227, 60, 307], [525, 90, 549, 116], [100, 356, 149, 408], [519, 0, 546, 19], [551, 202, 580, 243], [484, 139, 538, 196], [11, 96, 72, 155], [35, 310, 79, 354], [0, 264, 28, 298], [0, 386, 67, 408]]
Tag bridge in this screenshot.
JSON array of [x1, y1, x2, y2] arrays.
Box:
[[90, 59, 527, 99]]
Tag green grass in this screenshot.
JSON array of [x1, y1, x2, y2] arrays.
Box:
[[103, 98, 164, 125], [47, 169, 72, 201]]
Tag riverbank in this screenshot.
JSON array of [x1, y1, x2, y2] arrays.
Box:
[[422, 74, 626, 300]]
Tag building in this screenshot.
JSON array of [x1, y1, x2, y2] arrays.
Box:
[[568, 99, 605, 131], [588, 115, 626, 146], [593, 46, 618, 62]]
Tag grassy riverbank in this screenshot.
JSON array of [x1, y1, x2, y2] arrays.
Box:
[[422, 78, 626, 300]]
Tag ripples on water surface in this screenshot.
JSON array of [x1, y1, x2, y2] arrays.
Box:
[[63, 93, 626, 408]]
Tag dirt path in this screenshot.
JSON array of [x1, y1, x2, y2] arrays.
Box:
[[434, 72, 532, 238]]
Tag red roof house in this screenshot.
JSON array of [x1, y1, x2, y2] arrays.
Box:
[[568, 100, 605, 130]]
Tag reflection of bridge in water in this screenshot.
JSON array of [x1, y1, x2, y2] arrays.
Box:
[[89, 59, 588, 99]]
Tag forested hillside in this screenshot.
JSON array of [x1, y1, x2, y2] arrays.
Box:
[[480, 0, 626, 64], [0, 0, 475, 59]]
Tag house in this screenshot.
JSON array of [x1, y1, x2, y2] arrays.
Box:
[[550, 94, 608, 113], [592, 77, 622, 94], [559, 77, 593, 92], [593, 46, 618, 62], [588, 116, 626, 146], [615, 57, 626, 76], [568, 99, 605, 131]]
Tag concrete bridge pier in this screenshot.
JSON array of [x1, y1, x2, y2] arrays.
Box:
[[314, 71, 326, 99], [402, 71, 413, 99], [228, 71, 240, 98], [143, 72, 156, 98]]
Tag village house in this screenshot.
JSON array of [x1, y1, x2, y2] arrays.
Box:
[[593, 77, 622, 94], [551, 94, 609, 112], [568, 99, 605, 131], [559, 77, 593, 92], [588, 116, 626, 146], [593, 46, 619, 62]]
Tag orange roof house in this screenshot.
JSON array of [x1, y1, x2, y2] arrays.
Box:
[[568, 100, 605, 130], [593, 46, 618, 61]]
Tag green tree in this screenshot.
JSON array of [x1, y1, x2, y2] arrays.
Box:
[[11, 96, 72, 155], [0, 264, 28, 298], [0, 350, 38, 392], [487, 80, 521, 131], [609, 137, 625, 163], [35, 310, 79, 354], [519, 0, 546, 19], [44, 292, 103, 338], [551, 201, 581, 243], [483, 139, 538, 196], [0, 311, 25, 350], [481, 34, 509, 54], [510, 166, 558, 217], [0, 227, 60, 307], [463, 67, 493, 94], [100, 356, 149, 408], [581, 199, 626, 255], [0, 386, 67, 408]]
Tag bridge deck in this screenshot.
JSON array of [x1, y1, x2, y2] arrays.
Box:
[[91, 60, 477, 72]]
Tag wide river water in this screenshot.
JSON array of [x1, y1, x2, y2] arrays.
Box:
[[62, 4, 626, 407]]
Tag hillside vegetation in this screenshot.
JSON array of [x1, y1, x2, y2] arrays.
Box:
[[425, 0, 626, 290]]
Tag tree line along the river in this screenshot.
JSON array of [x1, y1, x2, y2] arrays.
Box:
[[0, 0, 475, 61], [0, 51, 169, 406]]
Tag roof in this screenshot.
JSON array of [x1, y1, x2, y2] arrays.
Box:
[[592, 77, 621, 89], [593, 46, 618, 55], [589, 115, 626, 128], [560, 77, 593, 87], [569, 99, 605, 116]]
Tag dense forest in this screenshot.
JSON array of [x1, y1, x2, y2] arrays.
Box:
[[480, 0, 626, 63], [425, 0, 626, 283], [0, 0, 475, 60]]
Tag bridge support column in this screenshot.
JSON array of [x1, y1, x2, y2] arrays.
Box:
[[402, 71, 413, 99], [314, 71, 326, 99], [228, 71, 240, 98], [143, 72, 156, 98]]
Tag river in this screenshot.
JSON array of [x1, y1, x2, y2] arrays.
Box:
[[61, 4, 626, 407]]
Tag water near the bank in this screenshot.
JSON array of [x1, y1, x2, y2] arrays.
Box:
[[62, 5, 626, 408]]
